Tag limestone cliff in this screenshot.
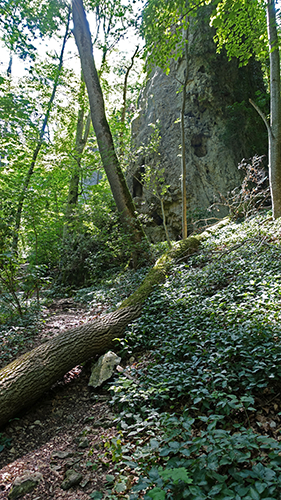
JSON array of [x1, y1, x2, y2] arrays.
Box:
[[128, 12, 267, 241]]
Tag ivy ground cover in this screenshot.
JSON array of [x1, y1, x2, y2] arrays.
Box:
[[103, 214, 281, 499]]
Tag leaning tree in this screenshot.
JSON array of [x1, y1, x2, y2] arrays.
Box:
[[72, 0, 148, 266], [0, 219, 229, 428]]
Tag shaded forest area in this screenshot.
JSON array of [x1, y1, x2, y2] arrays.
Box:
[[1, 0, 281, 499]]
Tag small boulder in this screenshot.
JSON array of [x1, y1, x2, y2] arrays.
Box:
[[61, 469, 83, 490], [88, 351, 121, 388], [8, 472, 43, 499], [78, 437, 89, 449]]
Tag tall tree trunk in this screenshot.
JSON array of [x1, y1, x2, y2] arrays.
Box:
[[64, 74, 91, 234], [249, 0, 281, 219], [7, 52, 12, 76], [119, 46, 139, 159], [0, 217, 229, 429], [267, 0, 281, 219], [72, 0, 147, 264], [65, 111, 91, 211], [181, 28, 189, 239], [12, 9, 71, 251]]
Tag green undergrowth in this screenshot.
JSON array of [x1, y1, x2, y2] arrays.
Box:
[[74, 267, 149, 310], [95, 213, 281, 499], [73, 241, 171, 310], [0, 308, 40, 369]]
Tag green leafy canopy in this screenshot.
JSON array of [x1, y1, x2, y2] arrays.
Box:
[[211, 0, 268, 66]]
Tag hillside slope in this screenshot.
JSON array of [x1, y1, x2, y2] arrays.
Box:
[[1, 212, 281, 499], [106, 212, 281, 499]]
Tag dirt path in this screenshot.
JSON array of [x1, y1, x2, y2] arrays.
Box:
[[0, 300, 120, 499]]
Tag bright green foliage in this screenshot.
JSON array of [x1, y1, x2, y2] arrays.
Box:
[[0, 0, 146, 274], [141, 0, 191, 74], [134, 121, 171, 245], [211, 0, 268, 66], [142, 0, 269, 71], [73, 267, 148, 309], [113, 217, 281, 412], [126, 413, 281, 499], [87, 0, 136, 56], [105, 52, 144, 164], [158, 467, 192, 485], [0, 0, 68, 58], [0, 0, 146, 275], [0, 249, 49, 323], [58, 200, 142, 286], [0, 46, 121, 268], [104, 213, 281, 499], [0, 62, 79, 260], [147, 487, 166, 500], [137, 122, 168, 197], [0, 76, 36, 250]]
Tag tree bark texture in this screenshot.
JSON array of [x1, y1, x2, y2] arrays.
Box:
[[0, 306, 141, 429], [72, 0, 146, 249], [267, 0, 281, 219], [160, 198, 172, 248], [65, 111, 90, 208], [0, 218, 230, 428]]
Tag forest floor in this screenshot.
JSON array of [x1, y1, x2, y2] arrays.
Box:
[[0, 299, 125, 500], [2, 214, 281, 500]]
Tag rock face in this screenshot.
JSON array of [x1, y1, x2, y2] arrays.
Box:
[[128, 10, 267, 241]]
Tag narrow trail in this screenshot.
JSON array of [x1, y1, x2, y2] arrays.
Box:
[[0, 299, 120, 499]]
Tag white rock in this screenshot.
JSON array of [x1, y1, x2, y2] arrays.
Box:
[[88, 351, 121, 388]]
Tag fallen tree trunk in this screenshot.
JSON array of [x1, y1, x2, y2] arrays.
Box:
[[0, 307, 141, 428], [0, 219, 229, 428]]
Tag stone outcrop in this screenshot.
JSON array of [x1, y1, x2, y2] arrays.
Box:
[[61, 469, 83, 490], [128, 10, 267, 241], [88, 351, 121, 388]]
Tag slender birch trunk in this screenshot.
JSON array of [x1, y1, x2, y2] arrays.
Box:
[[181, 25, 189, 239], [119, 46, 139, 158]]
